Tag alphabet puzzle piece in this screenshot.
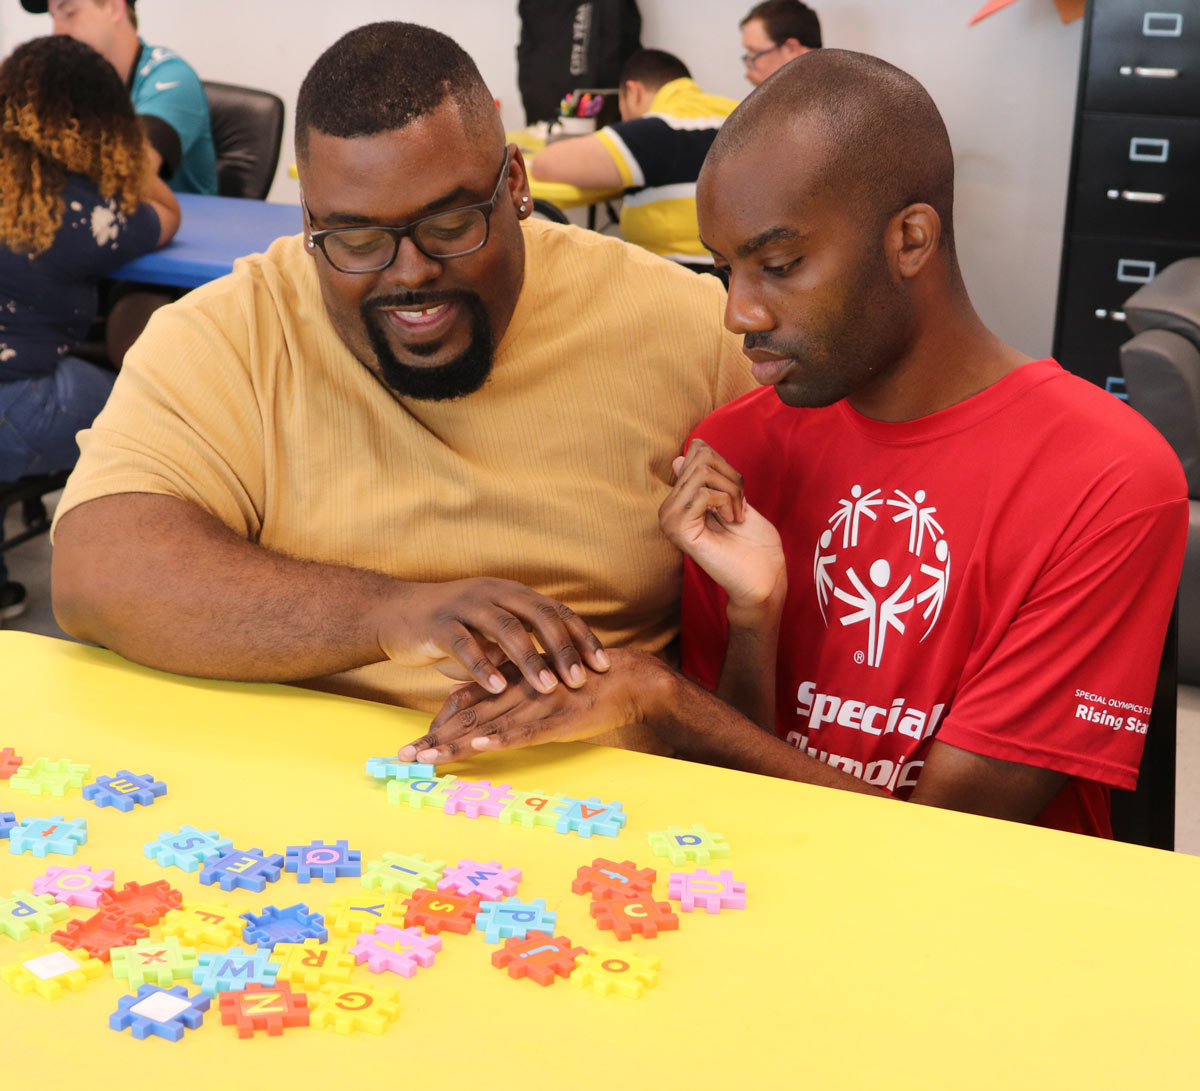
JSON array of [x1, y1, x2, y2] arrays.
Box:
[[8, 815, 88, 857], [497, 789, 564, 829], [97, 880, 182, 925], [362, 851, 445, 895], [285, 839, 362, 882], [365, 757, 435, 780], [144, 826, 234, 872], [110, 937, 199, 989], [554, 796, 627, 838], [646, 824, 731, 866], [589, 893, 680, 940], [219, 980, 310, 1037], [572, 859, 657, 901], [275, 937, 356, 989], [82, 770, 167, 811], [110, 984, 209, 1042], [310, 982, 400, 1035], [571, 947, 661, 999], [442, 778, 514, 818], [475, 897, 556, 944], [193, 947, 280, 996], [324, 891, 409, 937], [668, 868, 747, 913], [0, 811, 16, 838], [241, 904, 328, 951], [0, 889, 70, 939], [159, 901, 242, 947], [1, 943, 105, 1000], [8, 757, 90, 797], [386, 774, 457, 810], [31, 864, 115, 907], [51, 909, 149, 961], [402, 888, 482, 935], [491, 931, 587, 986], [350, 924, 441, 976], [199, 848, 284, 893], [437, 859, 522, 900], [0, 747, 22, 779]]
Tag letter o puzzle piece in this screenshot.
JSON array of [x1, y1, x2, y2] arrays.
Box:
[[570, 947, 661, 999], [1, 943, 106, 1000], [589, 893, 679, 940], [31, 864, 115, 907], [218, 980, 310, 1037]]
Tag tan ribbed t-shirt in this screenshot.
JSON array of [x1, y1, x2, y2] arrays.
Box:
[[55, 219, 753, 748]]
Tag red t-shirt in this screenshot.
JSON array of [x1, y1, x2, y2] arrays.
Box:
[[681, 360, 1188, 836]]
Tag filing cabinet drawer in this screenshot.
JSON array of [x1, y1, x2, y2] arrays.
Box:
[[1073, 112, 1200, 239], [1085, 1, 1200, 116]]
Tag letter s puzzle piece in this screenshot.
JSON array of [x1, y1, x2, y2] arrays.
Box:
[[144, 826, 235, 873], [402, 888, 482, 935]]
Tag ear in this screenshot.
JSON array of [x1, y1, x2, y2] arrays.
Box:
[[887, 203, 941, 281], [779, 39, 810, 62], [509, 145, 532, 219]]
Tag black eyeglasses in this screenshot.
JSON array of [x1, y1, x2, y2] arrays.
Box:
[[741, 44, 781, 67], [303, 147, 512, 273]]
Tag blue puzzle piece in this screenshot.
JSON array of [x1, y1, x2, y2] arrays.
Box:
[[143, 826, 234, 872], [554, 796, 627, 838], [241, 903, 328, 950], [7, 815, 88, 857], [0, 812, 16, 839], [474, 897, 557, 944], [285, 838, 362, 883], [82, 770, 167, 811], [365, 757, 436, 780], [192, 947, 280, 996], [110, 984, 210, 1042], [198, 848, 284, 892]]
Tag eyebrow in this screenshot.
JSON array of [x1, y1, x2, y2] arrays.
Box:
[[317, 185, 477, 228], [735, 226, 808, 258]]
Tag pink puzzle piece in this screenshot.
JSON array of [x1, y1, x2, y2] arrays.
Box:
[[349, 924, 441, 977], [441, 780, 514, 819], [667, 869, 747, 914], [31, 865, 116, 908], [437, 860, 522, 901]]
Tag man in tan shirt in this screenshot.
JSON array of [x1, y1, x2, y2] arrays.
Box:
[[51, 21, 751, 749]]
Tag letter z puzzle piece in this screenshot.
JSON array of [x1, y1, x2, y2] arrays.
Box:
[[647, 824, 731, 866], [668, 869, 747, 913], [554, 796, 627, 838], [8, 758, 90, 797], [159, 901, 242, 946], [275, 938, 357, 989], [2, 943, 105, 1000], [310, 983, 400, 1035], [219, 980, 310, 1037], [437, 859, 521, 900], [571, 947, 661, 999], [386, 775, 457, 810], [199, 848, 284, 893], [97, 880, 182, 925], [31, 864, 115, 907], [0, 747, 23, 779], [498, 789, 564, 829], [0, 890, 70, 939], [110, 937, 199, 989], [324, 891, 409, 937], [402, 888, 482, 935], [8, 816, 88, 857], [365, 757, 435, 780], [572, 859, 657, 900], [82, 770, 167, 811], [144, 826, 234, 872], [193, 947, 280, 996], [110, 984, 210, 1042], [350, 924, 441, 977], [491, 931, 587, 986], [285, 839, 361, 882], [241, 904, 328, 951], [442, 779, 514, 818], [51, 909, 149, 961], [589, 893, 679, 940], [362, 852, 445, 895], [475, 897, 556, 944]]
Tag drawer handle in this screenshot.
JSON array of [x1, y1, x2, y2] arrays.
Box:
[[1094, 309, 1129, 322], [1106, 188, 1167, 203], [1143, 13, 1184, 38], [1119, 65, 1181, 78]]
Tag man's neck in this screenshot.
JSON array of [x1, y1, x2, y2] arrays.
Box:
[[109, 29, 140, 85]]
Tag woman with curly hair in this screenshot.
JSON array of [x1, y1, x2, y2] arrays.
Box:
[[0, 34, 179, 620]]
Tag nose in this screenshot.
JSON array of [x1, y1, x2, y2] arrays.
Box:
[[723, 273, 774, 336], [383, 235, 442, 290]]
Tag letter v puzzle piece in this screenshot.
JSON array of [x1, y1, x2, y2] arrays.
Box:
[[82, 771, 167, 811], [668, 869, 747, 913], [219, 980, 310, 1037], [199, 848, 285, 893], [144, 826, 234, 872], [646, 824, 731, 866]]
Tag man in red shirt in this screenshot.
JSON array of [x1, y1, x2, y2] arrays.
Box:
[[399, 50, 1188, 837]]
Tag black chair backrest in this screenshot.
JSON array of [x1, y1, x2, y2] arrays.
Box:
[[202, 81, 285, 201]]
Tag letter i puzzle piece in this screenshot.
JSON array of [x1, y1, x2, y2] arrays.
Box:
[[361, 852, 445, 895], [646, 824, 731, 865]]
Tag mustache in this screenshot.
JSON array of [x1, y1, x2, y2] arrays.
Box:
[[364, 290, 475, 313], [743, 332, 794, 355]]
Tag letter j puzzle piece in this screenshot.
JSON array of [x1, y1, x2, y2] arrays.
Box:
[[491, 931, 587, 987]]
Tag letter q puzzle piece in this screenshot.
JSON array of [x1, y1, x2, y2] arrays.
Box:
[[31, 864, 115, 907], [350, 924, 441, 977], [668, 869, 747, 913], [8, 816, 88, 857], [110, 984, 210, 1042], [571, 947, 661, 999], [437, 859, 522, 900], [144, 826, 234, 872], [491, 931, 587, 987], [285, 839, 362, 882], [199, 848, 285, 893], [2, 943, 105, 1000], [82, 770, 167, 811], [646, 824, 731, 866], [589, 893, 679, 941], [219, 980, 311, 1037], [309, 982, 400, 1035], [8, 757, 90, 797]]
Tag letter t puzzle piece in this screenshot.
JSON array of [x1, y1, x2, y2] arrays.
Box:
[[646, 824, 732, 866], [82, 770, 167, 811], [668, 869, 747, 913]]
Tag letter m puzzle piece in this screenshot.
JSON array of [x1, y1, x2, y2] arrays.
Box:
[[219, 981, 310, 1037], [82, 770, 167, 811], [285, 839, 362, 883], [646, 824, 731, 866]]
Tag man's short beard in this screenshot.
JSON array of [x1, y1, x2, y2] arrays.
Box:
[[363, 291, 495, 401]]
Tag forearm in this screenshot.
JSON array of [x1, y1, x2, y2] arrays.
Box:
[[715, 594, 784, 730]]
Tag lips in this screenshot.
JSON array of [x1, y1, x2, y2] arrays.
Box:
[[380, 300, 458, 340], [749, 356, 795, 385]]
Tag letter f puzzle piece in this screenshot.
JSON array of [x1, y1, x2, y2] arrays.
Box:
[[571, 947, 661, 999], [219, 981, 310, 1037], [668, 869, 747, 913], [285, 839, 362, 883], [159, 901, 242, 946], [82, 770, 167, 811], [572, 858, 657, 900], [646, 824, 731, 866], [8, 816, 88, 857], [110, 984, 210, 1042]]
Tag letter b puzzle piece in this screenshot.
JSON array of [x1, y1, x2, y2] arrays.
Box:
[[110, 937, 199, 989], [350, 924, 441, 976], [82, 770, 167, 811], [589, 893, 679, 940], [361, 852, 445, 895], [491, 931, 587, 986], [285, 839, 362, 882], [275, 938, 356, 989], [498, 789, 564, 829], [437, 859, 522, 900], [1, 943, 105, 1000], [310, 983, 400, 1035], [199, 848, 284, 893], [572, 859, 657, 900], [646, 824, 731, 866], [554, 796, 627, 838], [0, 889, 70, 939], [571, 947, 661, 999], [402, 888, 482, 935], [219, 980, 310, 1037], [668, 869, 747, 913]]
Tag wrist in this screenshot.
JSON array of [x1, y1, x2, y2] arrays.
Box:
[[725, 578, 787, 630]]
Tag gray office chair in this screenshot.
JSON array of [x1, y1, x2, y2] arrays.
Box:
[[202, 81, 285, 201]]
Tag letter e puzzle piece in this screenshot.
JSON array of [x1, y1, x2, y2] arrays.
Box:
[[310, 982, 400, 1035], [241, 904, 328, 951], [437, 859, 522, 900], [491, 931, 587, 986], [0, 746, 23, 779], [475, 897, 556, 944], [362, 851, 445, 895], [668, 869, 747, 913], [1, 943, 105, 1000], [8, 757, 90, 797], [159, 901, 242, 946], [82, 770, 167, 811], [442, 778, 514, 818], [386, 774, 457, 810], [646, 824, 731, 866], [402, 888, 482, 935], [51, 909, 149, 962], [285, 839, 362, 882], [219, 980, 310, 1037], [110, 937, 199, 989], [554, 796, 627, 838], [0, 889, 70, 939], [324, 891, 409, 937], [572, 858, 657, 900], [350, 924, 441, 977], [97, 880, 183, 925], [589, 893, 679, 940], [199, 848, 284, 893], [571, 947, 661, 999], [144, 826, 234, 872], [110, 984, 210, 1042], [31, 864, 115, 907], [193, 947, 280, 996], [275, 937, 357, 989], [498, 789, 564, 829], [8, 816, 88, 857]]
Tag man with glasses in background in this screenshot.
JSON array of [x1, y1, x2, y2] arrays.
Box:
[[740, 1, 822, 86], [50, 21, 752, 753]]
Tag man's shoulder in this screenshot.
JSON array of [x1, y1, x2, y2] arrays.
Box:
[[133, 43, 204, 92], [692, 385, 787, 441]]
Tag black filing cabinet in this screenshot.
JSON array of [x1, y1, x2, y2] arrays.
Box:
[[1054, 0, 1200, 394]]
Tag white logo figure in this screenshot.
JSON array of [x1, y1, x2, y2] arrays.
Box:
[[829, 484, 882, 548], [813, 529, 836, 623], [834, 559, 914, 667], [155, 80, 180, 91], [915, 538, 950, 639], [887, 488, 943, 555]]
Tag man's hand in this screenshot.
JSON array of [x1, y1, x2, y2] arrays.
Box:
[[374, 578, 611, 697], [659, 439, 786, 617]]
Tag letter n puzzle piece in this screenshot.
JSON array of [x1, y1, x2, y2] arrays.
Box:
[[402, 888, 482, 935], [646, 824, 731, 866], [199, 848, 284, 893], [350, 924, 441, 977], [193, 947, 280, 996], [498, 789, 564, 829], [442, 778, 514, 818], [491, 931, 587, 986], [437, 859, 522, 900], [324, 891, 409, 937], [571, 947, 661, 999], [0, 747, 23, 779], [275, 938, 356, 989], [241, 904, 327, 951], [110, 937, 199, 989], [0, 889, 70, 939], [285, 839, 362, 883], [97, 880, 183, 925], [219, 981, 310, 1037], [159, 901, 242, 946], [31, 864, 115, 908], [110, 984, 209, 1042], [668, 869, 747, 913], [82, 770, 167, 811], [386, 775, 457, 810], [8, 758, 90, 797], [572, 859, 657, 900], [310, 983, 400, 1035], [2, 943, 105, 1000], [589, 893, 679, 941], [144, 826, 234, 873], [362, 852, 445, 895], [8, 816, 88, 857], [51, 909, 149, 962], [554, 796, 627, 838]]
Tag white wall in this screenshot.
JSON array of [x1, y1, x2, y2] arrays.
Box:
[[0, 1, 1082, 358]]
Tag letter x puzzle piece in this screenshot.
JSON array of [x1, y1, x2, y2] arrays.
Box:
[[386, 774, 457, 810], [110, 984, 210, 1042], [144, 826, 234, 873], [193, 947, 280, 996], [218, 980, 310, 1037], [497, 789, 564, 829], [442, 779, 514, 818], [491, 931, 587, 986], [554, 796, 627, 838], [199, 848, 285, 893], [475, 897, 557, 944], [97, 880, 183, 926], [1, 943, 105, 1000], [51, 909, 149, 962], [285, 839, 362, 883], [7, 757, 90, 797], [350, 924, 442, 977], [361, 852, 445, 895], [241, 904, 328, 951], [159, 901, 242, 946], [309, 982, 400, 1035], [571, 947, 661, 999], [365, 757, 434, 780], [31, 864, 115, 908], [0, 747, 22, 779], [646, 824, 732, 866], [324, 891, 409, 937], [437, 859, 522, 900], [0, 811, 16, 839], [668, 868, 747, 913], [589, 893, 680, 941], [8, 816, 88, 857], [275, 937, 357, 989], [402, 888, 482, 935], [110, 937, 199, 989], [0, 889, 71, 939], [572, 858, 658, 901], [81, 770, 167, 811]]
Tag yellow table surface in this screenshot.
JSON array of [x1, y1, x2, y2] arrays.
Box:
[[2, 631, 1199, 1087]]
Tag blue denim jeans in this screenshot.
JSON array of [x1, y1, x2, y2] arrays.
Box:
[[0, 355, 116, 583]]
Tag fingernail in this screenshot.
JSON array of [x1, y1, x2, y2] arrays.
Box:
[[569, 664, 586, 687], [397, 745, 415, 760], [487, 673, 506, 693], [539, 669, 558, 691], [595, 649, 611, 669]]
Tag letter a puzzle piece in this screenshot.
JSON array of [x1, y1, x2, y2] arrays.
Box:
[[310, 982, 400, 1035], [437, 859, 522, 900], [285, 839, 362, 883], [199, 848, 284, 893], [365, 757, 435, 780], [668, 869, 747, 913], [362, 852, 446, 895], [241, 904, 328, 951], [0, 889, 70, 939], [442, 778, 514, 818], [572, 859, 657, 901], [31, 864, 115, 908], [51, 909, 148, 962], [475, 897, 557, 944], [554, 796, 627, 838], [8, 816, 88, 857], [219, 980, 310, 1037], [589, 893, 679, 940], [275, 937, 356, 989], [402, 888, 482, 935], [144, 826, 234, 872], [8, 758, 90, 797], [0, 747, 23, 779], [82, 770, 167, 811], [110, 984, 209, 1042], [386, 774, 457, 810], [571, 947, 661, 999], [110, 937, 199, 989], [1, 943, 105, 1000], [159, 901, 242, 946], [350, 924, 442, 977], [193, 947, 280, 996], [97, 880, 183, 925], [491, 931, 587, 986], [646, 824, 732, 866], [498, 789, 564, 829], [324, 891, 409, 937]]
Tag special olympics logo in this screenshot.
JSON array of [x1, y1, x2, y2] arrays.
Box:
[[812, 485, 951, 668]]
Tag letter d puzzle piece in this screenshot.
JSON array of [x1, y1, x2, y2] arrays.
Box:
[[1, 943, 105, 1000], [82, 770, 167, 811], [386, 775, 457, 810], [668, 869, 747, 913], [491, 931, 587, 986], [646, 824, 731, 866], [219, 980, 310, 1037], [309, 983, 400, 1035], [589, 893, 679, 940], [571, 947, 661, 999], [110, 984, 210, 1042]]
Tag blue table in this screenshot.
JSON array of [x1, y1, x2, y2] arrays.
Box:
[[110, 193, 301, 289]]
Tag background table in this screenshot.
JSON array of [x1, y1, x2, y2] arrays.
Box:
[[110, 194, 301, 289], [2, 631, 1199, 1087]]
